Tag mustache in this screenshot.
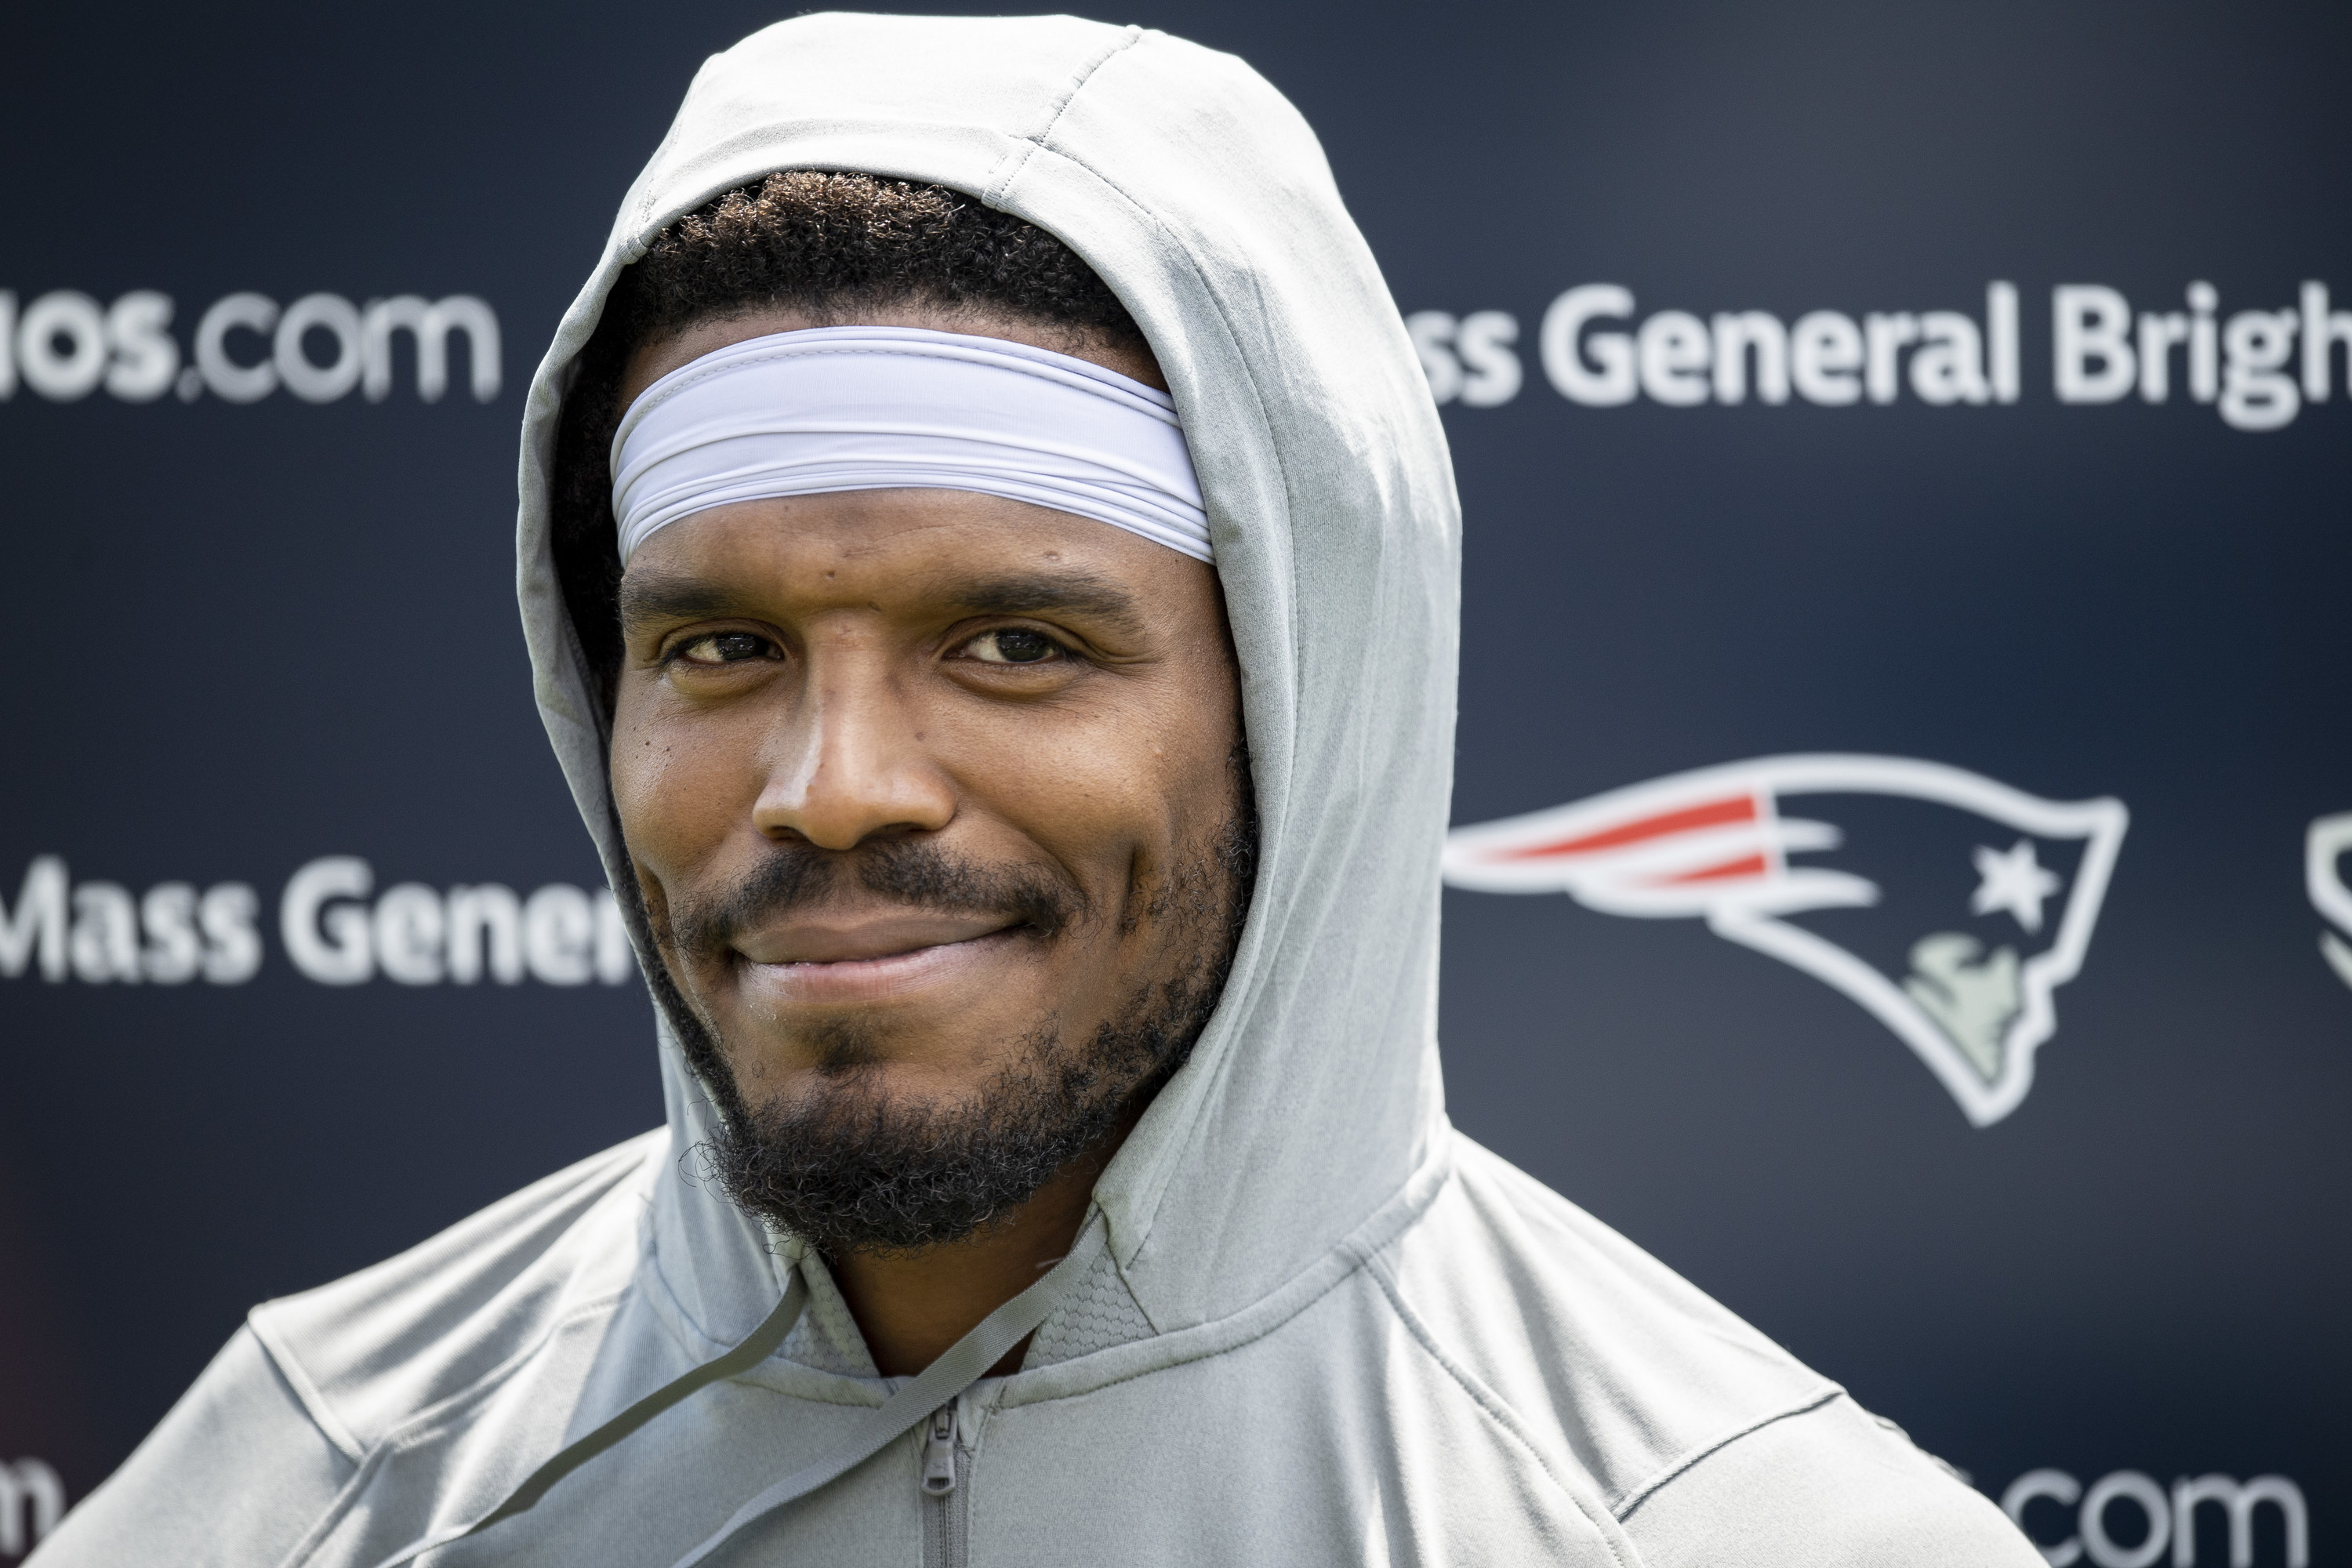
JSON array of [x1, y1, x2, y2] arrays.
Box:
[[669, 837, 1091, 960]]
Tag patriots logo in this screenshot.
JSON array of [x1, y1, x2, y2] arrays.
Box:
[[2310, 812, 2352, 992], [1443, 755, 2128, 1125]]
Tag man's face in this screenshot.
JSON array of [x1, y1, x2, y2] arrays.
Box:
[[608, 310, 1250, 1252]]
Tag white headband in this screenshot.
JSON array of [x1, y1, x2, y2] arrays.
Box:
[[609, 325, 1210, 564]]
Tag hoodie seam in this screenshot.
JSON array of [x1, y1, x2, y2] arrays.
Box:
[[1106, 1243, 1167, 1336], [985, 133, 1299, 545], [1363, 1250, 1646, 1568], [643, 1222, 782, 1363], [245, 1313, 365, 1466], [997, 1141, 1452, 1408], [627, 52, 720, 238], [975, 135, 1305, 1265], [263, 1292, 630, 1568], [983, 25, 1145, 205], [996, 1235, 1366, 1409], [1610, 1385, 1849, 1523], [243, 1135, 666, 1475], [1031, 26, 1142, 148]]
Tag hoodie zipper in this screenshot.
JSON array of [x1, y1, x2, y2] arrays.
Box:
[[920, 1400, 970, 1568]]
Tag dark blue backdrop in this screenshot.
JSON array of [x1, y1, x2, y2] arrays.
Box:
[[4, 4, 2347, 1563]]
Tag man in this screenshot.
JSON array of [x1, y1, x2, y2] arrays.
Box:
[[38, 14, 2042, 1566]]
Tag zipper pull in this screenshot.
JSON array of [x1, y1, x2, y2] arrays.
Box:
[[920, 1403, 957, 1496]]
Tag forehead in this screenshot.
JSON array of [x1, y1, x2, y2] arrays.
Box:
[[618, 488, 1189, 621]]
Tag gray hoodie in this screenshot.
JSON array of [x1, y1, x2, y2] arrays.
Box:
[[35, 15, 2044, 1567]]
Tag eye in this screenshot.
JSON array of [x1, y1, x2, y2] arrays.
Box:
[[964, 628, 1064, 665], [674, 630, 776, 665]]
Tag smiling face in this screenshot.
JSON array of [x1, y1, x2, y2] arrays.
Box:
[[607, 311, 1251, 1253]]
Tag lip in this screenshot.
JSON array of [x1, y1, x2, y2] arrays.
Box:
[[735, 926, 1025, 1007]]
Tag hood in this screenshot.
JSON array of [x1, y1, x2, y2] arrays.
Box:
[[517, 11, 1461, 1344]]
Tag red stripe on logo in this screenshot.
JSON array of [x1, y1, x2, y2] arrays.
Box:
[[1655, 852, 1770, 884], [1495, 793, 1757, 860]]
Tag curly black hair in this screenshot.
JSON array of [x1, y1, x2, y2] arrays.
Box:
[[550, 171, 1147, 710]]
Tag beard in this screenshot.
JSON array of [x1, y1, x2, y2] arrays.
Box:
[[644, 750, 1256, 1257]]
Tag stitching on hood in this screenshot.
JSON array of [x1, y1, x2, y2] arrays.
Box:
[[638, 1132, 808, 1353], [628, 53, 717, 238], [983, 24, 1144, 205], [1033, 25, 1143, 147], [975, 133, 1307, 1274]]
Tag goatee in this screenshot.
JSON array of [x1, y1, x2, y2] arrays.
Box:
[[702, 966, 1226, 1254], [645, 759, 1255, 1256]]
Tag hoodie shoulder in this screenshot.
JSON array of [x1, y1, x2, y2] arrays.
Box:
[[247, 1130, 666, 1457], [29, 1326, 351, 1568], [35, 1135, 668, 1566], [1384, 1134, 2031, 1557], [1621, 1396, 2044, 1566]]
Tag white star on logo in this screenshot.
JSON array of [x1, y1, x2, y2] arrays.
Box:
[[1971, 838, 2062, 934]]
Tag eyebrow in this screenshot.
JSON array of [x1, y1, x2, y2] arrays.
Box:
[[616, 571, 753, 630], [946, 572, 1143, 633], [615, 564, 1145, 635]]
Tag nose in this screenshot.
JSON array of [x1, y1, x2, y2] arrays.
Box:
[[750, 650, 956, 851]]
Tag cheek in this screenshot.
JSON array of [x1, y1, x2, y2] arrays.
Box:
[[932, 687, 1232, 898], [609, 691, 762, 874]]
